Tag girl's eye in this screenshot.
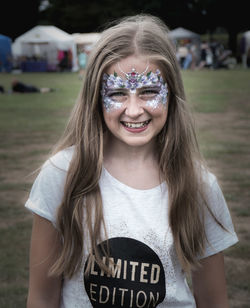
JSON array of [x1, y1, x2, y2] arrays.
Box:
[[140, 89, 159, 96], [108, 91, 126, 98]]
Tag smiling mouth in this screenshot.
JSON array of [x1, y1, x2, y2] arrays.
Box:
[[121, 120, 151, 128]]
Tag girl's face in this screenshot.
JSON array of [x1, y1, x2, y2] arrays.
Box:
[[101, 55, 169, 148]]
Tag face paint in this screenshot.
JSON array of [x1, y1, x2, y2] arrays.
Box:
[[102, 96, 123, 113], [101, 69, 168, 112], [145, 81, 168, 109], [101, 73, 125, 112], [117, 64, 149, 93]]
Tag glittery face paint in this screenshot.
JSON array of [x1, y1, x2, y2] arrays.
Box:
[[145, 79, 168, 110], [101, 69, 168, 112]]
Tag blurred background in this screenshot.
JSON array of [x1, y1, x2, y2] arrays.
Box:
[[1, 0, 250, 73]]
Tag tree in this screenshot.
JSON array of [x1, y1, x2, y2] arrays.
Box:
[[3, 0, 249, 55], [211, 0, 250, 54], [41, 0, 168, 33], [188, 0, 250, 54], [1, 0, 40, 40]]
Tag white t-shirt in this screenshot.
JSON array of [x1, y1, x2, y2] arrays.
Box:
[[25, 147, 238, 308]]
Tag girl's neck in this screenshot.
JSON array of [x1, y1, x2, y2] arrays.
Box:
[[103, 134, 162, 190], [103, 134, 158, 166]]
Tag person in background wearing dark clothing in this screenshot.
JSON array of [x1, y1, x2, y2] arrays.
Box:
[[58, 50, 72, 72], [198, 41, 208, 69], [210, 39, 220, 69], [247, 48, 250, 68], [11, 79, 54, 93], [240, 35, 247, 68], [0, 85, 5, 93]]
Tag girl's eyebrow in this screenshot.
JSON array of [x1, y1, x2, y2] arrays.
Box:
[[106, 87, 128, 92], [138, 85, 161, 90]]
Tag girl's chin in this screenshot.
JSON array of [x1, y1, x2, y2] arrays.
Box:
[[116, 135, 156, 148]]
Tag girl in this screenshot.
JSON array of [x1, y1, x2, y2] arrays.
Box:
[[25, 14, 238, 307]]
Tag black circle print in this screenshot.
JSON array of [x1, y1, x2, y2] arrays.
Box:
[[84, 237, 166, 308]]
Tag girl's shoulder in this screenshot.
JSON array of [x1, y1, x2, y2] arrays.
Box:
[[199, 167, 228, 214], [25, 146, 75, 225], [201, 167, 217, 186], [44, 145, 75, 172], [33, 145, 75, 190], [199, 166, 224, 203]]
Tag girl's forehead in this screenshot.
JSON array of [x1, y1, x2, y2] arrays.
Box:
[[106, 56, 159, 76]]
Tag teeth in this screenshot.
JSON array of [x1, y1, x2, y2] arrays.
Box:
[[122, 120, 150, 128]]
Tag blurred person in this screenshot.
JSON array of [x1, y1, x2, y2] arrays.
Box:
[[58, 51, 71, 72], [198, 41, 211, 69], [190, 44, 199, 70], [210, 39, 219, 69], [0, 85, 5, 93], [176, 42, 188, 68], [247, 47, 250, 68], [182, 43, 197, 70], [11, 79, 54, 93], [78, 50, 87, 79], [25, 14, 238, 308], [240, 35, 247, 68]]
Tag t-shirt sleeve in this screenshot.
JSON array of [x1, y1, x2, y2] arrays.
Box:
[[199, 175, 238, 259], [25, 151, 70, 227]]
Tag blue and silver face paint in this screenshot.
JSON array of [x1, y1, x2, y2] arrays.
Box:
[[101, 69, 168, 112]]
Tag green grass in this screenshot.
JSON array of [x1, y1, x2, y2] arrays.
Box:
[[1, 68, 250, 305], [0, 72, 82, 306], [225, 242, 250, 260], [0, 221, 32, 308], [0, 73, 80, 136], [183, 69, 250, 113]]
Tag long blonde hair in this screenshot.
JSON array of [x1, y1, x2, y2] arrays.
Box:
[[50, 14, 213, 278]]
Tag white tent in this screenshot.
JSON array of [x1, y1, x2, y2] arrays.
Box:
[[72, 33, 101, 45], [169, 27, 200, 41], [72, 32, 101, 53], [12, 25, 78, 71]]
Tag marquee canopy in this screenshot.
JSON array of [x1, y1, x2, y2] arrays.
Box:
[[169, 27, 200, 41], [72, 33, 101, 45], [12, 25, 78, 71]]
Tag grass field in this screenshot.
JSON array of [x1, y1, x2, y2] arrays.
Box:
[[0, 69, 250, 307]]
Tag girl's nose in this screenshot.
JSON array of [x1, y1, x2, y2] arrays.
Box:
[[124, 94, 144, 118]]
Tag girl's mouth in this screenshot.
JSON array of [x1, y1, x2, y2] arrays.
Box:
[[121, 119, 151, 128]]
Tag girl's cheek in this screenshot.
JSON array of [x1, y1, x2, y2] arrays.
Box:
[[145, 84, 168, 110], [145, 95, 167, 111], [102, 97, 125, 113]]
